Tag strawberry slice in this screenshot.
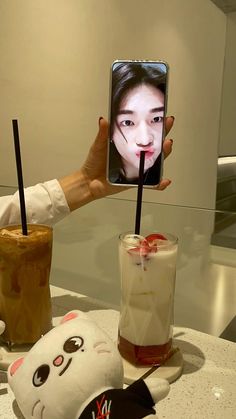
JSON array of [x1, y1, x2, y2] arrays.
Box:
[[128, 245, 151, 266], [145, 233, 167, 243], [145, 233, 167, 252], [128, 239, 151, 257], [128, 244, 150, 258]]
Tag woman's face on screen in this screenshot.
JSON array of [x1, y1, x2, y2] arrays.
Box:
[[112, 83, 164, 178]]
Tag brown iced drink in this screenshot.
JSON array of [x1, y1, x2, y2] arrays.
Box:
[[0, 224, 53, 345]]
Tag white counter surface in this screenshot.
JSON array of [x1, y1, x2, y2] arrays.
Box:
[[1, 285, 236, 419]]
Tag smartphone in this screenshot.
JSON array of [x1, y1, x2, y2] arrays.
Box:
[[107, 59, 169, 187]]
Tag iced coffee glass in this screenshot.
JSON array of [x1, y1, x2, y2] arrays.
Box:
[[118, 232, 178, 366], [0, 224, 53, 346]]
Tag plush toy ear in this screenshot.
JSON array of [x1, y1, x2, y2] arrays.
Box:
[[9, 357, 24, 377], [61, 311, 79, 324], [60, 310, 91, 325]]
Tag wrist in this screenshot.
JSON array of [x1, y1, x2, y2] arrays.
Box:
[[58, 170, 94, 212]]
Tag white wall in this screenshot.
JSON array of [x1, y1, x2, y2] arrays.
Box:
[[218, 11, 236, 157], [0, 0, 226, 210]]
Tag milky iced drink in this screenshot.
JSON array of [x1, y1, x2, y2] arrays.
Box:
[[0, 225, 53, 345], [118, 232, 178, 366]]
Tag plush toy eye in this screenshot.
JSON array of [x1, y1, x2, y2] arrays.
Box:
[[63, 336, 84, 353], [32, 364, 50, 387]]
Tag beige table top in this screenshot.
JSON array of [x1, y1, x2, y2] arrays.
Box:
[[1, 285, 236, 419]]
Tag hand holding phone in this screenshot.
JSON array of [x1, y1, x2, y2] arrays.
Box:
[[107, 60, 169, 187]]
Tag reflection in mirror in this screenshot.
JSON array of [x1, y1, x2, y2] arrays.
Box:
[[211, 0, 236, 14], [212, 157, 236, 248], [213, 9, 236, 248]]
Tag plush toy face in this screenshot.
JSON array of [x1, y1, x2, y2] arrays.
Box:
[[8, 311, 124, 419]]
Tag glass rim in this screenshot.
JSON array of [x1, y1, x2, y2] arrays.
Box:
[[119, 231, 178, 247], [0, 224, 53, 242], [0, 224, 52, 231]]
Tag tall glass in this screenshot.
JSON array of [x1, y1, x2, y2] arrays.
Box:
[[0, 224, 53, 346], [118, 232, 178, 366]]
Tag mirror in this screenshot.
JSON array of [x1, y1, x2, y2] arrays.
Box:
[[212, 9, 236, 248]]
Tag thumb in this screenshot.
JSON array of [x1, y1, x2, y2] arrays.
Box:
[[93, 117, 109, 149]]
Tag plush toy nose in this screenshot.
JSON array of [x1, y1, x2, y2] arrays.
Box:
[[53, 355, 64, 366]]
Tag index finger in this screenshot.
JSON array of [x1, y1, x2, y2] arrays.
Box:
[[165, 116, 175, 136]]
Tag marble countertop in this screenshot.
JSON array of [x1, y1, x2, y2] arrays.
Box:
[[1, 285, 236, 418]]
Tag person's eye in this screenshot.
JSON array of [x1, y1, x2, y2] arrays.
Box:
[[152, 116, 163, 123], [120, 120, 134, 127], [63, 336, 84, 353]]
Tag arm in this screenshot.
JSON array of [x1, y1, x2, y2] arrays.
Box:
[[0, 117, 174, 227], [0, 180, 69, 227]]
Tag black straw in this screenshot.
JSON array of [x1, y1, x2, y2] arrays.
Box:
[[12, 120, 28, 235], [135, 151, 145, 235]]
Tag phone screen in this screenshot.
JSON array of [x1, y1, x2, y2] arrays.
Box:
[[107, 60, 168, 187]]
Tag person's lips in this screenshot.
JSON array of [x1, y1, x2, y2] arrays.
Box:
[[136, 149, 154, 159]]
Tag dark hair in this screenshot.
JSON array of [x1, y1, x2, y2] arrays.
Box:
[[110, 62, 166, 136]]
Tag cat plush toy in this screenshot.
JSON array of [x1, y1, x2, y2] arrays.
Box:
[[8, 310, 170, 419]]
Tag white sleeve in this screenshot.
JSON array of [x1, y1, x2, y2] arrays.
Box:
[[0, 179, 70, 227]]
